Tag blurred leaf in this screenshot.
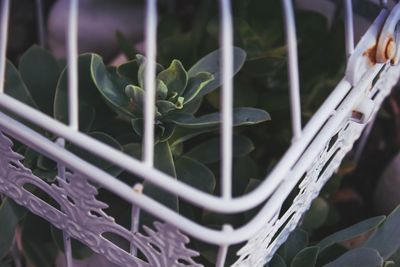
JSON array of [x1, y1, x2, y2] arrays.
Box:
[[0, 199, 19, 260], [19, 45, 61, 116], [302, 197, 329, 231], [4, 60, 38, 109], [185, 135, 254, 164], [22, 213, 58, 267], [51, 226, 93, 260], [175, 156, 216, 194], [283, 229, 309, 265], [166, 107, 270, 128], [116, 59, 140, 84], [188, 47, 247, 96], [316, 243, 348, 267], [116, 31, 137, 60], [318, 216, 385, 250], [290, 246, 319, 267], [364, 205, 400, 259], [270, 254, 288, 267], [233, 156, 259, 197], [143, 142, 178, 212], [323, 248, 383, 267], [68, 132, 123, 176], [54, 54, 100, 132]]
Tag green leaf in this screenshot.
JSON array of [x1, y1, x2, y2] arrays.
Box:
[[157, 59, 188, 95], [175, 156, 216, 194], [234, 156, 258, 198], [116, 59, 139, 83], [364, 205, 400, 259], [270, 254, 288, 267], [156, 79, 168, 100], [165, 107, 271, 128], [4, 60, 38, 109], [90, 54, 134, 117], [290, 246, 319, 267], [323, 248, 383, 267], [51, 226, 93, 259], [302, 197, 330, 231], [19, 45, 61, 116], [143, 142, 178, 211], [0, 199, 19, 259], [54, 54, 101, 131], [182, 72, 214, 104], [318, 216, 386, 250], [156, 100, 177, 114], [67, 132, 123, 176], [184, 135, 254, 164], [137, 55, 164, 89], [188, 47, 247, 96], [125, 85, 144, 112], [316, 244, 348, 267], [284, 229, 309, 265], [22, 213, 58, 267]]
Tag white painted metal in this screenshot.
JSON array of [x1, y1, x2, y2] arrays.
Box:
[[67, 0, 79, 131], [143, 0, 157, 167], [345, 0, 355, 58], [219, 0, 234, 199], [0, 0, 399, 266], [0, 0, 9, 94], [282, 0, 303, 141]]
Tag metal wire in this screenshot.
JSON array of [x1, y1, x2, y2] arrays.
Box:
[[219, 0, 234, 199], [0, 0, 10, 94], [344, 0, 355, 58], [143, 0, 157, 167], [282, 0, 303, 141], [67, 0, 79, 131]]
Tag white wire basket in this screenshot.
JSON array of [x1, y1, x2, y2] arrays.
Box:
[[0, 0, 399, 266]]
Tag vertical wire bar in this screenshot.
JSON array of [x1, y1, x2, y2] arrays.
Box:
[[215, 225, 233, 267], [282, 0, 302, 141], [67, 0, 79, 131], [35, 0, 45, 47], [219, 0, 234, 199], [130, 184, 143, 256], [0, 0, 10, 94], [56, 138, 73, 267], [344, 0, 355, 58], [143, 0, 157, 167]]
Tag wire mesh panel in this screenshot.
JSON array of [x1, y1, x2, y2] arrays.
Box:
[[0, 0, 399, 266]]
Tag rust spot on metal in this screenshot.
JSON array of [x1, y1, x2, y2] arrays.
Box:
[[363, 45, 377, 65]]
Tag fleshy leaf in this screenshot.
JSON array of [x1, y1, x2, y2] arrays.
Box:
[[175, 156, 216, 194], [156, 100, 177, 114], [117, 59, 140, 84], [125, 85, 144, 113], [90, 54, 134, 117], [323, 248, 383, 267], [318, 216, 386, 250], [363, 205, 400, 259], [290, 246, 319, 267], [156, 79, 168, 100], [185, 135, 255, 164], [55, 54, 102, 132], [188, 47, 246, 96], [157, 59, 188, 95], [182, 72, 214, 104], [165, 107, 270, 128], [19, 45, 61, 116]]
